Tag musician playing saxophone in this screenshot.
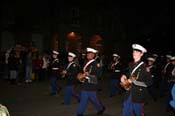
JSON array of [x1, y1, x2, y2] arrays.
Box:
[[120, 44, 152, 116], [76, 47, 105, 116]]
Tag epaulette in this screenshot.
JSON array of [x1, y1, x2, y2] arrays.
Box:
[[73, 64, 77, 67], [55, 59, 59, 62], [97, 63, 100, 68]]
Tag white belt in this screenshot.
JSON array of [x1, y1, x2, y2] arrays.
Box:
[[133, 80, 147, 87], [52, 68, 59, 70], [115, 70, 120, 72]]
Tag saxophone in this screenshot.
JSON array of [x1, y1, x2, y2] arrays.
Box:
[[120, 71, 140, 90], [77, 72, 89, 83]]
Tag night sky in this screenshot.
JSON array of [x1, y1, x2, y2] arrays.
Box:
[[117, 1, 174, 53], [1, 0, 174, 54]]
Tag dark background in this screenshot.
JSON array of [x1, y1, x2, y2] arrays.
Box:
[[1, 0, 174, 55]]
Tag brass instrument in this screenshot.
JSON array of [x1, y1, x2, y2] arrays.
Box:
[[60, 70, 67, 78], [120, 77, 137, 90], [77, 72, 89, 83], [120, 71, 140, 90]]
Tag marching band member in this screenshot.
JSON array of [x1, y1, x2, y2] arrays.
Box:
[[48, 50, 61, 96], [160, 55, 174, 97], [76, 47, 105, 116], [120, 44, 152, 116], [61, 52, 80, 105], [108, 53, 123, 97], [146, 57, 158, 101]]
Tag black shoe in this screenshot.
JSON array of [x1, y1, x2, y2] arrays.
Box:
[[77, 99, 80, 103], [61, 102, 70, 105], [77, 114, 84, 116], [57, 88, 62, 93], [97, 106, 105, 115]]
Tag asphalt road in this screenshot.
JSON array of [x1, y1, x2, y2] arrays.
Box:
[[0, 73, 174, 116]]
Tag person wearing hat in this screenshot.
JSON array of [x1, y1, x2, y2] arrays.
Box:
[[0, 104, 10, 116], [61, 52, 80, 105], [152, 54, 159, 62], [160, 55, 174, 98], [79, 53, 87, 70], [108, 53, 123, 97], [146, 57, 158, 101], [76, 47, 105, 116], [120, 44, 152, 116], [48, 50, 61, 96]]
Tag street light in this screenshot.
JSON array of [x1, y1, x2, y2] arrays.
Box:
[[67, 32, 76, 39]]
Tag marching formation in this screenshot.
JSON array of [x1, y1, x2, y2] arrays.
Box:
[[0, 43, 175, 116]]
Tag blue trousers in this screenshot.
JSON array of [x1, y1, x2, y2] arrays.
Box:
[[77, 90, 103, 115], [122, 96, 144, 116], [160, 79, 168, 96], [50, 76, 59, 94], [110, 79, 119, 96], [170, 83, 175, 109], [64, 85, 80, 105]]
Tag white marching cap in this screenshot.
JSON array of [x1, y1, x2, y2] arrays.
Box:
[[152, 54, 158, 57], [53, 50, 59, 55], [166, 54, 172, 58], [132, 44, 147, 53], [86, 47, 98, 53], [170, 56, 175, 61], [113, 53, 120, 58], [68, 52, 76, 58], [147, 57, 156, 62]]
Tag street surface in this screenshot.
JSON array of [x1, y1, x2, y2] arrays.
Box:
[[0, 73, 174, 116]]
